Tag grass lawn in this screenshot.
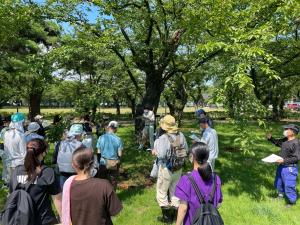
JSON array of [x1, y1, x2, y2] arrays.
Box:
[[1, 120, 300, 225], [0, 106, 220, 116]]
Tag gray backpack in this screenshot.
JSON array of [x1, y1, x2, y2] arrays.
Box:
[[187, 174, 224, 225], [166, 134, 187, 172], [0, 168, 35, 225]]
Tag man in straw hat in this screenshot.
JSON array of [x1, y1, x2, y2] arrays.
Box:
[[152, 115, 188, 223]]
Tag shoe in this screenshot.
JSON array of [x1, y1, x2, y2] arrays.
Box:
[[286, 203, 295, 208], [157, 207, 173, 224], [273, 193, 284, 200], [138, 145, 143, 151], [146, 148, 152, 152]]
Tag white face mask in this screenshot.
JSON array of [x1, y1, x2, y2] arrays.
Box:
[[283, 130, 289, 137]]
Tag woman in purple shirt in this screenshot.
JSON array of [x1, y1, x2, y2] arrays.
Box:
[[175, 142, 223, 225]]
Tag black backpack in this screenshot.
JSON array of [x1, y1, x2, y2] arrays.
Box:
[[187, 174, 224, 225], [166, 134, 187, 172], [0, 168, 36, 225]]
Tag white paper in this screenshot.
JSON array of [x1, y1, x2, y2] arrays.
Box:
[[189, 134, 202, 143], [262, 154, 283, 163]]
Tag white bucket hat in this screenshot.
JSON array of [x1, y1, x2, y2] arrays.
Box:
[[27, 122, 41, 133]]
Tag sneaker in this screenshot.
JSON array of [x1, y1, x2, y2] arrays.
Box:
[[286, 203, 295, 208], [273, 193, 284, 200], [146, 148, 152, 152]]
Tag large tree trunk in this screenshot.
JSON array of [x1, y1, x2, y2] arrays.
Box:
[[29, 91, 42, 121], [141, 73, 164, 113]]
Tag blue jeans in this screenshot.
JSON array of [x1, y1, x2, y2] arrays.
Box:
[[274, 165, 298, 203]]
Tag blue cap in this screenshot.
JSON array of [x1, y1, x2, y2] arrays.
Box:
[[69, 124, 84, 136], [11, 113, 25, 122], [195, 109, 206, 118]]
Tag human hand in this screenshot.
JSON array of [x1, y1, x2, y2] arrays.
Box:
[[276, 159, 284, 164], [266, 133, 272, 139]]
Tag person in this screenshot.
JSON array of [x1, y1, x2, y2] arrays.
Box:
[[199, 117, 219, 171], [3, 112, 27, 182], [135, 104, 145, 144], [96, 121, 123, 189], [25, 122, 44, 143], [57, 124, 84, 188], [34, 114, 46, 137], [10, 138, 62, 225], [81, 115, 94, 149], [139, 104, 155, 151], [149, 116, 166, 180], [267, 124, 300, 207], [152, 115, 188, 223], [61, 147, 122, 225], [0, 117, 11, 185], [195, 109, 214, 129], [175, 142, 223, 225]]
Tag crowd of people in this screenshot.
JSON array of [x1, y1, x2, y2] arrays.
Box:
[[0, 106, 299, 225]]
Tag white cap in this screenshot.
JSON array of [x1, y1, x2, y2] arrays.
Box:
[[34, 115, 43, 120], [27, 122, 40, 133], [108, 121, 118, 129]]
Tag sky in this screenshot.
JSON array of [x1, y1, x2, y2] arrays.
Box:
[[34, 0, 100, 33]]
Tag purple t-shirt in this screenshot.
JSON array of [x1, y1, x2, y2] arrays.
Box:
[[175, 170, 223, 225]]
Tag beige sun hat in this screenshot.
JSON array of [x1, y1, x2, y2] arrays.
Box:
[[160, 115, 178, 133]]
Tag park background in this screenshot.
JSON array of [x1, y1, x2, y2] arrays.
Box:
[[1, 0, 300, 225]]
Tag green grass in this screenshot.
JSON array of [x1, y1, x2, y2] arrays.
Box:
[[0, 106, 215, 115], [1, 120, 300, 225]]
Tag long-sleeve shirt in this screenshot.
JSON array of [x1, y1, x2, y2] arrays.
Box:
[[200, 127, 219, 160], [268, 137, 300, 165]]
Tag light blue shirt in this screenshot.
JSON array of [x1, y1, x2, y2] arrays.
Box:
[[200, 127, 219, 160], [96, 132, 123, 165]]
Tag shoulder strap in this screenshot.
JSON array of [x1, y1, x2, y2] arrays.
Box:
[[187, 174, 205, 204], [209, 174, 217, 203]]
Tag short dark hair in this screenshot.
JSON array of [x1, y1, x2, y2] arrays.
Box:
[[199, 117, 209, 124]]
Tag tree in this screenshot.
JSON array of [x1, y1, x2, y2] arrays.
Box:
[[0, 2, 62, 120]]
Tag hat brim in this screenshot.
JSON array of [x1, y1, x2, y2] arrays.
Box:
[[161, 123, 178, 133], [283, 125, 299, 134]]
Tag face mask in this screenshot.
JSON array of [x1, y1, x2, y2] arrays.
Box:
[[283, 130, 289, 137]]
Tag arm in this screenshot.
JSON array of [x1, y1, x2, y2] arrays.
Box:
[[118, 148, 122, 157], [52, 193, 62, 218], [268, 136, 287, 147], [176, 201, 188, 225]]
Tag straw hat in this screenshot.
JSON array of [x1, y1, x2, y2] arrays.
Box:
[[160, 115, 178, 133]]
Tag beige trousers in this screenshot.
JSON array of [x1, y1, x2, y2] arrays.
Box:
[[156, 165, 182, 207]]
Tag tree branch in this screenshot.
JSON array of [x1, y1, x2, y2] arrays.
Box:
[[110, 47, 142, 97]]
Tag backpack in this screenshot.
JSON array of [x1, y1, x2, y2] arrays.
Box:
[[187, 174, 224, 225], [166, 134, 187, 172], [0, 168, 35, 225]]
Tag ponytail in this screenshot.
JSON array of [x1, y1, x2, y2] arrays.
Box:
[[190, 142, 212, 181], [197, 163, 212, 181], [24, 139, 48, 182]]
